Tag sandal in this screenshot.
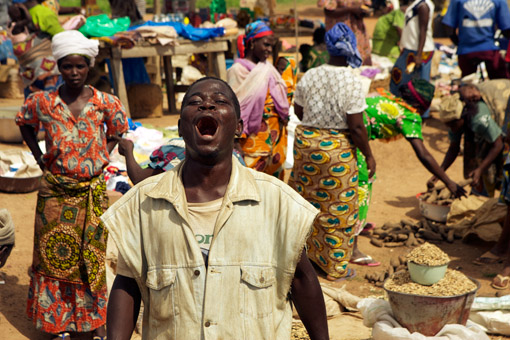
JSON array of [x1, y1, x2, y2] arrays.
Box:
[[52, 333, 70, 340], [327, 268, 356, 282], [360, 222, 376, 236], [491, 274, 510, 290], [93, 337, 107, 340], [349, 255, 381, 267], [473, 251, 504, 265]]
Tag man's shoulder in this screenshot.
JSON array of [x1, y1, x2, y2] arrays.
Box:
[[243, 167, 318, 213]]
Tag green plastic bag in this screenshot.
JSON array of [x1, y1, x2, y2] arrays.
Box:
[[79, 14, 130, 38]]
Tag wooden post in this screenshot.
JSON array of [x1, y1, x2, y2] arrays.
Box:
[[154, 0, 162, 16], [163, 56, 177, 113], [110, 47, 131, 117]]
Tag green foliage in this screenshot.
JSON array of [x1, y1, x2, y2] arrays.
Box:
[[60, 0, 112, 14]]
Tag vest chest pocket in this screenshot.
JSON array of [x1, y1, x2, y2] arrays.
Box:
[[239, 266, 275, 318], [146, 268, 179, 322]]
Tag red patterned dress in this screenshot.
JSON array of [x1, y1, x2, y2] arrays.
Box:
[[16, 86, 128, 334]]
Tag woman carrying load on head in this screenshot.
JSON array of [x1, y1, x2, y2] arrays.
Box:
[[289, 23, 376, 281], [227, 20, 295, 179], [16, 30, 128, 340], [7, 0, 64, 97]]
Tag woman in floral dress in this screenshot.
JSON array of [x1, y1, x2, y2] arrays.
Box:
[[16, 30, 128, 340]]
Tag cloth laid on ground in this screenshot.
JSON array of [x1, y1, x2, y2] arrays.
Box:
[[446, 195, 506, 242], [470, 295, 510, 335], [0, 149, 43, 177], [0, 209, 15, 246], [129, 21, 224, 41], [358, 298, 490, 340], [134, 25, 178, 46]]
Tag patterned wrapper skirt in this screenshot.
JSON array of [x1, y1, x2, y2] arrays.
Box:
[[27, 171, 108, 333], [289, 125, 359, 278]]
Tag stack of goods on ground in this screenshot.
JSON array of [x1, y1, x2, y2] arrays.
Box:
[[383, 243, 479, 336], [368, 218, 460, 248]]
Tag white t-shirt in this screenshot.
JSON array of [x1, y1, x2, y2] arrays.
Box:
[[294, 65, 367, 130], [187, 197, 223, 252], [400, 0, 435, 52]]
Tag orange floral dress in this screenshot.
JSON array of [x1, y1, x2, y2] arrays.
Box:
[[238, 58, 297, 179]]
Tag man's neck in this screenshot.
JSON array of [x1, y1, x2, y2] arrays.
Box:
[[182, 157, 232, 204]]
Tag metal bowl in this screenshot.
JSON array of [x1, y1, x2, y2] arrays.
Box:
[[0, 175, 41, 193], [416, 192, 451, 223], [384, 277, 480, 336]]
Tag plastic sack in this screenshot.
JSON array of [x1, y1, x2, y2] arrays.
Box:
[[79, 14, 130, 38], [358, 298, 490, 340], [470, 311, 510, 335]]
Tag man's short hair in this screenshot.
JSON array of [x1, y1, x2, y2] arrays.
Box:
[[181, 77, 241, 119]]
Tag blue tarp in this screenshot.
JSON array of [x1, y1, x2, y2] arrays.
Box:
[[129, 21, 225, 41]]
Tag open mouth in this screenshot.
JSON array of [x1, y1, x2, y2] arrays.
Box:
[[196, 116, 218, 137]]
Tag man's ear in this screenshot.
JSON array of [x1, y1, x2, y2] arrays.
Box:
[[178, 119, 182, 137], [235, 119, 244, 137]]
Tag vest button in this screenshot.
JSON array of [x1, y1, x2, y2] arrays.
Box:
[[205, 321, 211, 327], [194, 270, 200, 276]]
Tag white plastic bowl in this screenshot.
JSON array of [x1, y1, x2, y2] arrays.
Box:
[[416, 193, 451, 223]]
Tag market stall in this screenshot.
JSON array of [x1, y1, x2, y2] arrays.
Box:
[[100, 37, 229, 115]]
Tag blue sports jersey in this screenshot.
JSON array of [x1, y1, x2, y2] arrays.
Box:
[[442, 0, 510, 55]]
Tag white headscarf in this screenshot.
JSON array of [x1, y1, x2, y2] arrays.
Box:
[[51, 30, 99, 66], [0, 209, 15, 246]]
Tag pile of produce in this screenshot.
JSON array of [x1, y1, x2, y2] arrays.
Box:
[[365, 255, 407, 287], [420, 179, 472, 205], [406, 242, 450, 266], [384, 268, 476, 296], [369, 218, 459, 248], [384, 243, 477, 296]]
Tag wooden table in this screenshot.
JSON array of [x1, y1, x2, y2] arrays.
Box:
[[100, 38, 229, 116]]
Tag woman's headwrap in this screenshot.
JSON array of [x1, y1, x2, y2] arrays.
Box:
[[0, 209, 15, 246], [236, 20, 273, 58], [51, 30, 99, 66], [325, 22, 362, 68], [439, 93, 464, 123]]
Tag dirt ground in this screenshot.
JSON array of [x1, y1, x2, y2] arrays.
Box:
[[1, 7, 510, 340]]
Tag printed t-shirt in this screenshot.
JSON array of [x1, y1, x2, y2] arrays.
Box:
[[442, 0, 510, 55]]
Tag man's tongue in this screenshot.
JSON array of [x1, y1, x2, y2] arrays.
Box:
[[197, 117, 218, 136]]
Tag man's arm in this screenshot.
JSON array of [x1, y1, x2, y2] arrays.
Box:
[[291, 249, 329, 340], [107, 275, 142, 340]]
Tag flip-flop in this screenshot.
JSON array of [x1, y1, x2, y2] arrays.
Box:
[[52, 333, 70, 340], [360, 222, 376, 236], [349, 255, 381, 267], [491, 274, 510, 290], [473, 251, 504, 265], [327, 268, 356, 282]]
